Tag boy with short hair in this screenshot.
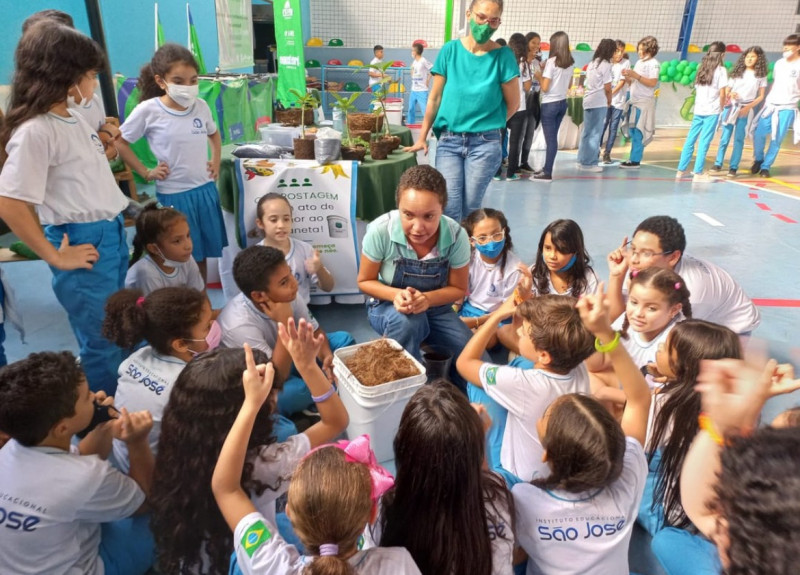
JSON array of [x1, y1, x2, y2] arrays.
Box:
[[408, 42, 433, 125], [0, 351, 154, 575], [368, 44, 386, 88], [751, 34, 800, 178], [457, 294, 596, 483], [218, 245, 354, 418]]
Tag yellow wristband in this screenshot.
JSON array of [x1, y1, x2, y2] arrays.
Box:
[[594, 331, 621, 353], [698, 414, 724, 446]]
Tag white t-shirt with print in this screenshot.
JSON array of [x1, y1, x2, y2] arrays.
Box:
[[234, 512, 421, 575], [125, 254, 205, 294], [120, 98, 217, 194], [629, 58, 660, 102], [466, 250, 523, 313], [694, 66, 729, 116], [248, 433, 311, 525], [411, 57, 433, 92], [728, 69, 768, 103], [512, 437, 648, 575], [260, 238, 319, 305], [369, 57, 384, 87], [479, 363, 591, 481], [0, 111, 129, 225], [611, 314, 682, 389], [218, 292, 319, 355], [541, 57, 572, 104], [111, 346, 187, 472], [583, 60, 613, 109], [765, 57, 800, 106], [517, 62, 532, 113], [0, 441, 144, 575], [611, 60, 631, 109]]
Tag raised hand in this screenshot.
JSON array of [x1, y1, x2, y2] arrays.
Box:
[[113, 408, 153, 444], [277, 317, 324, 367], [304, 249, 323, 275], [607, 236, 630, 278], [242, 342, 274, 407], [575, 282, 613, 337]]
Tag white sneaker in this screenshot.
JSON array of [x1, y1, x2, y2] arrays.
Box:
[[578, 164, 603, 172], [692, 172, 713, 182], [675, 170, 686, 180]]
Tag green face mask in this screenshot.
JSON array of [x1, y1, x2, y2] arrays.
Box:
[[470, 17, 495, 44]]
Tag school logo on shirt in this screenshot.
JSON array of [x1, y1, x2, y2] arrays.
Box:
[[193, 118, 203, 129], [90, 133, 105, 155], [485, 366, 498, 386], [241, 520, 271, 557]]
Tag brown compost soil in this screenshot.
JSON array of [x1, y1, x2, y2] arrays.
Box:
[[344, 339, 420, 386]]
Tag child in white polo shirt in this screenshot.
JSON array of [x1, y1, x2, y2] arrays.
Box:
[[0, 351, 155, 575]]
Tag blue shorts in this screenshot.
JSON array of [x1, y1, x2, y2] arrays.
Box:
[[157, 181, 228, 261]]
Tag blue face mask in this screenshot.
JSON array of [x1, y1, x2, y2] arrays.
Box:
[[547, 253, 577, 272], [475, 238, 506, 259]]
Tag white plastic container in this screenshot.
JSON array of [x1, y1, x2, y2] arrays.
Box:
[[262, 125, 301, 148], [333, 339, 426, 463], [384, 97, 403, 126]]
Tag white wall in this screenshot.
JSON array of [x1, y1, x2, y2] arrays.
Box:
[[310, 0, 800, 52]]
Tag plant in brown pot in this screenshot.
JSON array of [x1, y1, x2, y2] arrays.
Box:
[[331, 92, 369, 161], [289, 88, 319, 159]]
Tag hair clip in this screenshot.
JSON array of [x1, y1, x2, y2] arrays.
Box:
[[136, 296, 145, 307], [306, 435, 394, 501], [630, 269, 639, 277], [319, 543, 339, 557], [674, 282, 682, 290]]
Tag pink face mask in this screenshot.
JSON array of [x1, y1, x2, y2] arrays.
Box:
[[186, 320, 222, 356]]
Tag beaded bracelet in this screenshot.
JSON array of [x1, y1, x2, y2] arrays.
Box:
[[698, 413, 724, 446], [594, 331, 621, 353], [312, 384, 337, 403]]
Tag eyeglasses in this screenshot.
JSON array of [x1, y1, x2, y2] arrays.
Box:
[[624, 241, 674, 261], [472, 11, 502, 27], [471, 230, 505, 245]]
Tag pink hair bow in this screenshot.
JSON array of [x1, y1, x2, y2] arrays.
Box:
[[308, 434, 395, 501]]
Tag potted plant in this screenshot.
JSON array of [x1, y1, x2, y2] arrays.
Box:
[[368, 105, 393, 160], [366, 63, 401, 150], [331, 92, 368, 161], [288, 88, 319, 159]]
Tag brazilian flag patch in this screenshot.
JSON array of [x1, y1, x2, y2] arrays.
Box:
[[485, 366, 498, 386], [241, 520, 271, 558]]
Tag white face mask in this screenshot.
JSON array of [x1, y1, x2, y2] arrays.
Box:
[[166, 83, 199, 108], [155, 246, 184, 269], [783, 49, 796, 59], [67, 84, 93, 109]]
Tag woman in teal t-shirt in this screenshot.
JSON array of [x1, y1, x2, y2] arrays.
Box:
[[404, 0, 519, 223]]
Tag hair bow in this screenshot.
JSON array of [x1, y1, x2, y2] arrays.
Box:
[[308, 434, 395, 501]]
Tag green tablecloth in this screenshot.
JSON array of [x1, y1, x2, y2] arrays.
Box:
[[389, 125, 413, 147], [567, 96, 584, 127], [218, 144, 416, 222]]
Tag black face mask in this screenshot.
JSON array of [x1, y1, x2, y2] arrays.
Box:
[[76, 402, 119, 439]]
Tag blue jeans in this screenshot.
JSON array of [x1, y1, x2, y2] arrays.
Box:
[[651, 527, 721, 575], [435, 130, 502, 222], [578, 106, 608, 166], [715, 108, 748, 170], [753, 108, 795, 170], [467, 355, 533, 488], [99, 514, 156, 575], [603, 107, 624, 153], [678, 113, 719, 173], [407, 90, 428, 125], [276, 331, 355, 416], [540, 100, 568, 175], [628, 107, 645, 163], [44, 216, 127, 394], [367, 300, 476, 393]]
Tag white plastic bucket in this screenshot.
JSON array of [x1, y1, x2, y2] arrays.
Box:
[[385, 97, 403, 126], [326, 215, 349, 238], [333, 339, 426, 463]]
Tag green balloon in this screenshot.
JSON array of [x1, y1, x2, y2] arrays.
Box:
[[660, 74, 669, 82], [670, 67, 680, 79], [768, 61, 775, 71], [677, 61, 687, 71], [689, 61, 698, 69], [670, 58, 680, 67], [681, 75, 691, 85], [724, 61, 733, 69], [690, 70, 697, 80], [660, 62, 669, 72], [767, 72, 774, 82]]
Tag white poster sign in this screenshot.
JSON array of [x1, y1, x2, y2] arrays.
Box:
[[235, 159, 361, 296], [215, 0, 255, 70]]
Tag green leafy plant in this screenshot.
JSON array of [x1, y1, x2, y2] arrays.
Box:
[[288, 88, 320, 137], [360, 60, 395, 137], [330, 92, 361, 145]]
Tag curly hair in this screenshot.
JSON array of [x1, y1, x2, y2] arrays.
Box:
[[379, 381, 514, 575], [130, 202, 188, 266], [138, 43, 199, 102], [517, 295, 595, 374], [395, 164, 448, 210], [233, 245, 287, 298], [713, 426, 800, 574], [647, 320, 741, 530], [533, 394, 626, 492], [102, 287, 206, 354], [621, 267, 692, 338], [638, 36, 659, 57], [150, 347, 282, 574], [634, 215, 687, 257], [730, 46, 768, 80], [532, 219, 594, 297], [0, 351, 84, 446], [462, 208, 514, 278], [0, 22, 105, 165]]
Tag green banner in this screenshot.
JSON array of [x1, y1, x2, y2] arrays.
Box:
[[274, 0, 306, 108]]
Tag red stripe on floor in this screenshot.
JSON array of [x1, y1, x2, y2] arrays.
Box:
[[752, 299, 800, 307], [772, 214, 798, 224], [755, 202, 771, 211], [748, 192, 759, 199]]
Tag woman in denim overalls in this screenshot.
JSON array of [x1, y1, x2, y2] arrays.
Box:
[[357, 166, 478, 393]]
